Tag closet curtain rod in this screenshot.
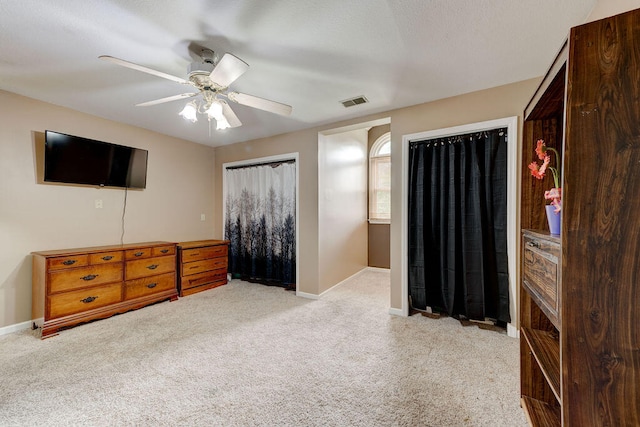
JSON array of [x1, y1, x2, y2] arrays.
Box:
[[411, 127, 507, 147], [225, 158, 296, 170]]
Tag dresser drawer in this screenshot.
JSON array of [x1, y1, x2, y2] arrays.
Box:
[[182, 257, 227, 276], [181, 269, 227, 291], [89, 251, 123, 265], [124, 272, 175, 300], [523, 235, 560, 324], [125, 248, 152, 260], [48, 255, 89, 271], [125, 255, 175, 280], [152, 245, 175, 257], [48, 282, 122, 318], [49, 263, 123, 294], [182, 245, 227, 262]]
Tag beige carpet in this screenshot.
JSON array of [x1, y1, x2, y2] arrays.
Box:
[[0, 269, 527, 426]]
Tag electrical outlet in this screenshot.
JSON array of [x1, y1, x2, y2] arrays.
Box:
[[95, 199, 103, 209], [200, 214, 206, 221]]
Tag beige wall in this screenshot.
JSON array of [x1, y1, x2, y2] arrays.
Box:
[[587, 0, 640, 22], [213, 129, 320, 295], [0, 90, 216, 330], [213, 79, 539, 303], [2, 1, 632, 331], [367, 124, 391, 269], [388, 80, 540, 309], [318, 129, 368, 292]]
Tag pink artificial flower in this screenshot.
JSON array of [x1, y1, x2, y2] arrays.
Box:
[[529, 155, 550, 180], [535, 139, 547, 160], [544, 188, 562, 213], [544, 188, 562, 200]]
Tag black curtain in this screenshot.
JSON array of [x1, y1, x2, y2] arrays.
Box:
[[408, 128, 510, 323]]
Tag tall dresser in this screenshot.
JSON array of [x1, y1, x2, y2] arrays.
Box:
[[519, 9, 640, 426], [177, 240, 229, 296], [32, 241, 177, 338]]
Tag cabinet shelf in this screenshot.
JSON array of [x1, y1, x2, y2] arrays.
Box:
[[521, 396, 561, 427], [522, 327, 561, 402]]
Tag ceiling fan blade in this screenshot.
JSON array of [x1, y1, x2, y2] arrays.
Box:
[[227, 92, 292, 116], [220, 101, 242, 128], [99, 55, 189, 85], [209, 53, 249, 88], [136, 93, 198, 107]]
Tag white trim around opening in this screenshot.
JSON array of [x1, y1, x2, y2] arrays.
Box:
[[222, 152, 300, 295], [400, 116, 519, 338]]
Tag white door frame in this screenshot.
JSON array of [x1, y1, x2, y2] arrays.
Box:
[[222, 152, 300, 294], [400, 116, 519, 337]]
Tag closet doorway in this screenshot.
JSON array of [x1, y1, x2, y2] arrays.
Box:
[[400, 117, 519, 336], [222, 153, 299, 292]]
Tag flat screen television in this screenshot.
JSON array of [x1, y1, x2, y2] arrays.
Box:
[[44, 130, 148, 189]]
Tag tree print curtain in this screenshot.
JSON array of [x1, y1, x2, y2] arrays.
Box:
[[224, 161, 296, 288]]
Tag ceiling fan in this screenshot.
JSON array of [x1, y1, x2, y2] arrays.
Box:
[[99, 48, 292, 130]]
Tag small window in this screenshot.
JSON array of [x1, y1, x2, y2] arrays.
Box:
[[369, 133, 391, 222]]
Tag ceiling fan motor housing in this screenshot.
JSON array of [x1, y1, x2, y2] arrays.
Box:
[[188, 61, 215, 77]]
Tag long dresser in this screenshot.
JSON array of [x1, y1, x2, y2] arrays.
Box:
[[32, 241, 178, 338], [177, 240, 229, 296], [519, 8, 640, 425]]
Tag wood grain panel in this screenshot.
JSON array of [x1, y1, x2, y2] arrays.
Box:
[[181, 258, 227, 276], [125, 255, 175, 280], [181, 245, 227, 262], [521, 397, 561, 427], [48, 255, 89, 270], [125, 247, 152, 260], [124, 273, 175, 300], [49, 263, 123, 293], [562, 10, 640, 426], [88, 251, 123, 264], [152, 245, 175, 257], [48, 282, 122, 318], [180, 269, 227, 291]]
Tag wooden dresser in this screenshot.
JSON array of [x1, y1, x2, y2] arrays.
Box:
[[177, 240, 229, 296], [32, 241, 178, 338]]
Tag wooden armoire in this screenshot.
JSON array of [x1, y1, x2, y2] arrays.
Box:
[[519, 8, 640, 426]]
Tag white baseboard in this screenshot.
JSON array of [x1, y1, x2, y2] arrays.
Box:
[[507, 323, 519, 338], [296, 291, 320, 300], [366, 266, 390, 273], [388, 307, 405, 317], [0, 320, 33, 337], [296, 267, 372, 300], [319, 268, 369, 297]]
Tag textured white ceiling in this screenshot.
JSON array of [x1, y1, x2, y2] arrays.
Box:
[[0, 0, 596, 146]]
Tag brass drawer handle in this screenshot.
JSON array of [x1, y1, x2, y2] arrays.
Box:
[[62, 260, 77, 265], [102, 255, 113, 261], [134, 252, 144, 257], [147, 264, 158, 270], [160, 249, 169, 254], [527, 241, 540, 248], [147, 282, 157, 289], [189, 252, 200, 256], [81, 274, 98, 281], [80, 296, 98, 303]]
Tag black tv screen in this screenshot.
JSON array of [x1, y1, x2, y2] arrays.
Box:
[[44, 131, 148, 189]]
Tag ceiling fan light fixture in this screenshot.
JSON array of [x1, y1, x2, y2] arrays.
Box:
[[205, 100, 223, 119], [216, 116, 231, 130], [205, 99, 231, 130], [179, 101, 198, 122]]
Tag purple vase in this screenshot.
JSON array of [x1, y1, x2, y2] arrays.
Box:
[[545, 205, 561, 235]]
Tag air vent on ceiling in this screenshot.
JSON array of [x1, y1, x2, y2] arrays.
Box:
[[340, 95, 368, 108]]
